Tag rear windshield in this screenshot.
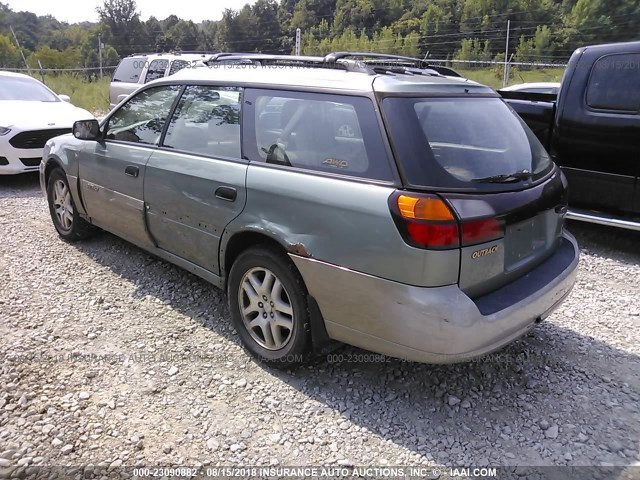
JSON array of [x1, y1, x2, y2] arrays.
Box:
[[383, 97, 553, 191], [113, 57, 144, 83]]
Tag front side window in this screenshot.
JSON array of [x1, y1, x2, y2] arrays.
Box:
[[587, 53, 640, 112], [163, 86, 241, 158], [145, 59, 169, 83], [105, 85, 181, 145], [383, 97, 553, 191], [247, 90, 393, 181]]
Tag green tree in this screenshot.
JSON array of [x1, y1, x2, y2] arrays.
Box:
[[252, 0, 283, 53], [167, 20, 200, 51], [97, 0, 144, 56], [456, 38, 492, 61], [0, 33, 20, 68]]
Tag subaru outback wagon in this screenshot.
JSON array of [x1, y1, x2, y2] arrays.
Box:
[[40, 53, 579, 366]]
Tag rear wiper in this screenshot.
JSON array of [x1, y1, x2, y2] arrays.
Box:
[[471, 169, 532, 184]]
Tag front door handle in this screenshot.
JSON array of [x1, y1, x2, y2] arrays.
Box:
[[125, 165, 139, 177], [215, 186, 237, 202]]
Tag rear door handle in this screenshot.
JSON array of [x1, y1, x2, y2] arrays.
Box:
[[215, 186, 237, 202], [125, 165, 139, 177]]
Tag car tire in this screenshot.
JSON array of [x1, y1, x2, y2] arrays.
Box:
[[46, 168, 97, 242], [228, 245, 311, 367]]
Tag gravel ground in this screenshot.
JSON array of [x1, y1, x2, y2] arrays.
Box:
[[0, 173, 639, 472]]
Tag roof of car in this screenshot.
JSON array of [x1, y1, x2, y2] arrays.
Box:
[[157, 64, 494, 95]]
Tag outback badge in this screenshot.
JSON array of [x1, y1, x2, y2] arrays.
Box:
[[472, 245, 499, 259]]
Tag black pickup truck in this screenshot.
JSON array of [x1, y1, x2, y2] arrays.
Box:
[[500, 41, 640, 231]]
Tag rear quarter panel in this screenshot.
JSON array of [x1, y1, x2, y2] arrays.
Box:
[[225, 165, 460, 287]]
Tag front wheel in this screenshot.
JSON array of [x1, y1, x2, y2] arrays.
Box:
[[228, 246, 311, 367], [46, 168, 97, 241]]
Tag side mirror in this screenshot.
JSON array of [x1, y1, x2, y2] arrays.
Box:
[[58, 94, 71, 103], [73, 119, 101, 141]]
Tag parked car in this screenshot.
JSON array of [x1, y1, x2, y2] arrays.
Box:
[[0, 71, 94, 175], [500, 41, 640, 230], [41, 53, 579, 366], [109, 52, 212, 109], [501, 82, 561, 95]]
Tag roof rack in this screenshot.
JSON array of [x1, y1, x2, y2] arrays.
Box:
[[203, 52, 460, 77], [127, 51, 217, 58], [204, 53, 377, 73], [325, 52, 461, 77], [172, 51, 216, 55], [324, 52, 429, 65]]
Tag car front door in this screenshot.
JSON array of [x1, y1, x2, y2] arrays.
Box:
[[78, 85, 182, 248], [143, 85, 248, 274]]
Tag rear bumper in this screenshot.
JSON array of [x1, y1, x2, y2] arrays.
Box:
[[291, 231, 579, 364]]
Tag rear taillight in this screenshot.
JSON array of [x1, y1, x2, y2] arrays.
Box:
[[390, 193, 460, 249], [390, 192, 505, 249], [461, 217, 503, 246]]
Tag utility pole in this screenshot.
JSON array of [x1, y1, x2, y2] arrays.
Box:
[[295, 28, 301, 56], [503, 19, 511, 88], [37, 60, 45, 84], [98, 33, 104, 78], [9, 26, 30, 74]]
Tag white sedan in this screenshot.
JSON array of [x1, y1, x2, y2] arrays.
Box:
[[0, 71, 94, 175]]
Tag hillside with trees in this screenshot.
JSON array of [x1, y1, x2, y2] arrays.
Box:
[[1, 0, 639, 70]]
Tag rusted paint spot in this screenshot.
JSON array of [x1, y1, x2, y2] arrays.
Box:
[[287, 243, 311, 257]]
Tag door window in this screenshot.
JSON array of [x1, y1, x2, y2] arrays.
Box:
[[247, 90, 393, 180], [105, 85, 181, 145], [169, 59, 191, 76], [587, 54, 640, 112], [163, 86, 242, 159], [145, 59, 169, 83]]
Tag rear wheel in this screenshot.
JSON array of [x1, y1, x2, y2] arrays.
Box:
[[46, 168, 97, 241], [228, 246, 311, 367]]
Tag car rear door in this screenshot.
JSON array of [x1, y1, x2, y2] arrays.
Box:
[[143, 85, 248, 275], [79, 85, 182, 248]]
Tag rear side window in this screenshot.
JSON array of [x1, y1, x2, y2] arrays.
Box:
[[587, 54, 640, 112], [246, 89, 393, 181], [169, 60, 190, 76], [383, 97, 552, 191], [145, 59, 169, 83], [163, 86, 241, 159], [113, 57, 144, 83]]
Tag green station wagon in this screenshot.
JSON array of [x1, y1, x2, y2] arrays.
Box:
[[40, 53, 579, 366]]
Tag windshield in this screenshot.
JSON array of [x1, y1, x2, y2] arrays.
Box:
[[383, 97, 553, 191], [0, 76, 60, 102]]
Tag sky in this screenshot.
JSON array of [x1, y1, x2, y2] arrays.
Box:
[[4, 0, 257, 24]]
